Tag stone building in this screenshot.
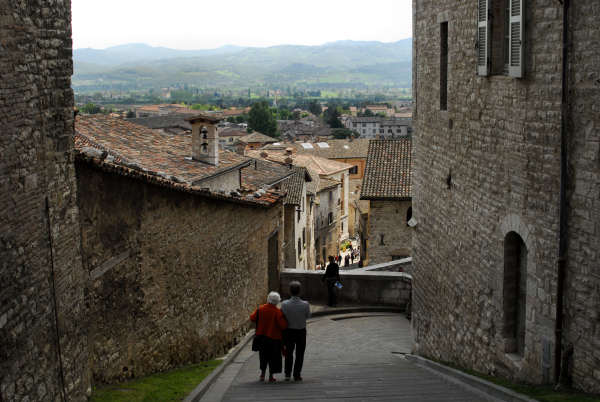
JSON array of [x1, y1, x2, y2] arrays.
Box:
[[264, 139, 370, 238], [361, 139, 413, 265], [242, 160, 313, 270], [412, 0, 599, 393], [247, 150, 352, 268], [74, 114, 288, 383], [235, 131, 278, 154], [0, 2, 90, 401], [344, 116, 411, 138]]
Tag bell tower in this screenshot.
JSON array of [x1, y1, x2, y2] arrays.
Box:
[[187, 114, 221, 166]]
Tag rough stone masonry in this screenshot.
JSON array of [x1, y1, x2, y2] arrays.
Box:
[[412, 0, 599, 393], [0, 1, 90, 400]]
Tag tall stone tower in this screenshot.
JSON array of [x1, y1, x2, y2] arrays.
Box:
[[187, 114, 221, 166], [0, 1, 89, 400]]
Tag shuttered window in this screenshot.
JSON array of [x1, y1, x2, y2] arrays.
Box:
[[477, 0, 490, 76], [478, 0, 524, 78], [508, 0, 524, 77]]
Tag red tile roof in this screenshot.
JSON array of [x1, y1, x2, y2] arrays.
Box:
[[74, 114, 283, 207], [360, 139, 412, 200]]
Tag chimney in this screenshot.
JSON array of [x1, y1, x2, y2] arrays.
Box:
[[186, 114, 221, 166]]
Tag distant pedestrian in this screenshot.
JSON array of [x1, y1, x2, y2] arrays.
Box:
[[281, 281, 311, 381], [322, 256, 340, 307], [250, 292, 288, 382], [344, 254, 350, 267], [350, 251, 355, 264]]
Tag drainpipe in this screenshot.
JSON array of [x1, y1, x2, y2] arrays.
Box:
[[555, 0, 570, 385]]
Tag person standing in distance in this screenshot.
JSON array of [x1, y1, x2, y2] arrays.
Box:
[[322, 255, 341, 307], [281, 281, 311, 381]]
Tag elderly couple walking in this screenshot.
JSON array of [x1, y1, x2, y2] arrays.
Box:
[[250, 281, 311, 383]]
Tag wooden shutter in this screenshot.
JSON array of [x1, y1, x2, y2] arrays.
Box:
[[477, 0, 490, 76], [508, 0, 524, 77]]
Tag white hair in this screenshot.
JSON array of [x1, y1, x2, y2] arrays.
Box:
[[267, 291, 281, 305]]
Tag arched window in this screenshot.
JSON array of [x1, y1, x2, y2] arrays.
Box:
[[503, 231, 527, 356], [201, 127, 208, 139], [406, 206, 412, 225]]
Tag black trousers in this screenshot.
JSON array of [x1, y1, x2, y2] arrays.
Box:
[[259, 337, 282, 375], [283, 328, 307, 378], [326, 280, 337, 306]]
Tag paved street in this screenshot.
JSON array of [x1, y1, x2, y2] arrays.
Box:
[[203, 313, 492, 402]]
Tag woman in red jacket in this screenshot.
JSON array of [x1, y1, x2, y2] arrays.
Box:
[[250, 291, 288, 382]]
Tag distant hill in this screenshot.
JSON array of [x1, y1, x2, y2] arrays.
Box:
[[72, 40, 412, 93]]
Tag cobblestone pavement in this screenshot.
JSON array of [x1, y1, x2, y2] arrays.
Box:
[[211, 314, 491, 401]]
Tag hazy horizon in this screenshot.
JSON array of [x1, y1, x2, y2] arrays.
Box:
[[72, 0, 413, 50], [73, 38, 412, 51]]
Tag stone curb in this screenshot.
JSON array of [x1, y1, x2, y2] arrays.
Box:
[[184, 308, 407, 402], [183, 330, 255, 402], [405, 355, 538, 402]]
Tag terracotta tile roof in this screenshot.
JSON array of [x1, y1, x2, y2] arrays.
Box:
[[265, 139, 369, 159], [361, 139, 412, 200], [280, 167, 311, 205], [246, 150, 352, 176], [239, 132, 279, 144], [318, 177, 340, 193], [241, 159, 296, 192], [74, 114, 283, 207], [128, 115, 192, 131], [220, 128, 249, 138], [75, 114, 249, 186]]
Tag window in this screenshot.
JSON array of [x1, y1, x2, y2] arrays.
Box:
[[362, 123, 366, 127], [298, 238, 302, 257], [379, 128, 384, 133], [302, 228, 306, 247], [406, 206, 413, 225], [297, 208, 301, 222], [440, 21, 448, 111], [372, 129, 376, 134], [341, 221, 344, 232], [478, 0, 524, 77], [379, 234, 385, 245], [328, 212, 333, 225], [503, 231, 527, 356], [349, 166, 358, 175]]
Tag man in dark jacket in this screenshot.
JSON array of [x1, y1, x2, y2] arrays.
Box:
[[322, 255, 341, 307]]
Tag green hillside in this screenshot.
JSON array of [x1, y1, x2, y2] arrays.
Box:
[[72, 40, 412, 93]]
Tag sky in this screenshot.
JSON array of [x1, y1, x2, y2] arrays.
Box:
[[71, 0, 413, 50]]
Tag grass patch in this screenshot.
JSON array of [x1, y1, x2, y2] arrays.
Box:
[[91, 360, 221, 402], [436, 359, 600, 402]]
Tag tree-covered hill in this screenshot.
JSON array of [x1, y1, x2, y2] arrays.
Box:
[[72, 40, 412, 93]]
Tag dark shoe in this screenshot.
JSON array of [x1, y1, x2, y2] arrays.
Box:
[[294, 376, 303, 381], [269, 377, 277, 383]]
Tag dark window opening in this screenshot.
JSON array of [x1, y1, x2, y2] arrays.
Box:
[[328, 212, 333, 225], [349, 166, 358, 175], [503, 231, 527, 356], [440, 21, 448, 111], [379, 234, 385, 246], [406, 206, 413, 225]]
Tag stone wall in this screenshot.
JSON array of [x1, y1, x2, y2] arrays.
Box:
[[412, 0, 599, 393], [280, 269, 411, 308], [413, 0, 562, 387], [0, 1, 89, 401], [367, 200, 412, 265], [75, 162, 284, 384], [563, 1, 600, 393]]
